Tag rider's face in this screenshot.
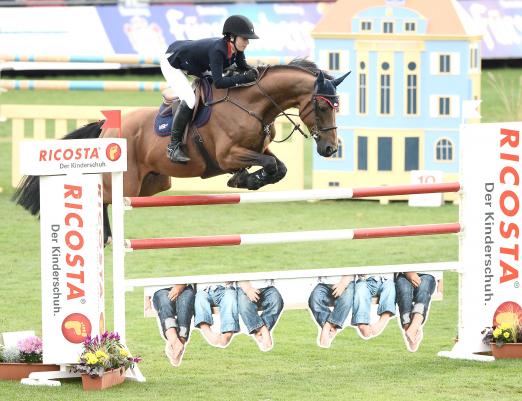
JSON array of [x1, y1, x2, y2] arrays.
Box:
[[234, 36, 249, 52]]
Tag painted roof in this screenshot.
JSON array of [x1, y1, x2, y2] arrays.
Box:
[[313, 0, 467, 36]]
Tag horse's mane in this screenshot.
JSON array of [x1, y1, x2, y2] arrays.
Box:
[[258, 58, 334, 80]]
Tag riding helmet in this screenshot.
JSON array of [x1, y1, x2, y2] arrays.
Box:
[[222, 15, 259, 39]]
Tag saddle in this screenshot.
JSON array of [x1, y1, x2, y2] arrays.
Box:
[[153, 76, 213, 137]]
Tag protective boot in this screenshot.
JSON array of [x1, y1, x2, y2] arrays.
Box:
[[166, 100, 192, 163]]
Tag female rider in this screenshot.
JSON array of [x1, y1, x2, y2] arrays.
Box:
[[161, 15, 260, 163]]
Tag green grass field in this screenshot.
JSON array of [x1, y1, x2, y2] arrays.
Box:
[[0, 69, 521, 401]]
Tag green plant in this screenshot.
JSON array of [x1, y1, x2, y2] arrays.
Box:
[[482, 321, 522, 348], [73, 332, 141, 378], [0, 346, 22, 363]]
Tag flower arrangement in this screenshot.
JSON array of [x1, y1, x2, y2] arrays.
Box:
[[0, 336, 43, 363], [73, 332, 141, 378], [482, 322, 521, 348]]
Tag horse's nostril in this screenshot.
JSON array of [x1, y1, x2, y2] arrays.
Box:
[[326, 146, 334, 155]]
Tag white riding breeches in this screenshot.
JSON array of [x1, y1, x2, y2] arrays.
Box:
[[160, 53, 196, 109]]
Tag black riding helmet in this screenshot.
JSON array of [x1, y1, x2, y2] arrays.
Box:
[[222, 15, 259, 39]]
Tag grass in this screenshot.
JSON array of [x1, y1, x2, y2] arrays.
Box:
[[1, 69, 522, 400]]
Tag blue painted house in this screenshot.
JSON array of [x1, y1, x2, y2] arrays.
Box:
[[311, 0, 481, 196]]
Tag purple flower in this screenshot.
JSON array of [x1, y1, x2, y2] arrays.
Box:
[[17, 336, 43, 354]]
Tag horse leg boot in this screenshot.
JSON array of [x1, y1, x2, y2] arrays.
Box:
[[166, 100, 192, 163]]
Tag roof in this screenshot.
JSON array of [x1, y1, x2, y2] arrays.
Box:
[[312, 0, 467, 36]]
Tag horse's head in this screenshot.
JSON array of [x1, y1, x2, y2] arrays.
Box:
[[300, 70, 350, 157]]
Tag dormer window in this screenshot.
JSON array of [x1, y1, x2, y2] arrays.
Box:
[[383, 22, 394, 34], [405, 22, 416, 32], [361, 21, 372, 31]]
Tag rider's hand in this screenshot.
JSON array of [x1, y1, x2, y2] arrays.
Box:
[[243, 68, 258, 83]]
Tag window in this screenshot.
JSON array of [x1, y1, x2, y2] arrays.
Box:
[[378, 137, 392, 171], [331, 138, 343, 159], [470, 47, 479, 69], [328, 181, 340, 187], [405, 137, 419, 171], [439, 54, 450, 73], [328, 52, 340, 71], [383, 22, 394, 33], [405, 22, 416, 32], [358, 136, 368, 170], [359, 72, 367, 114], [439, 97, 450, 115], [407, 74, 417, 115], [380, 73, 391, 114], [436, 138, 454, 161], [361, 21, 372, 31]]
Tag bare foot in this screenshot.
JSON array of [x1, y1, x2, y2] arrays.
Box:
[[255, 326, 273, 352], [405, 326, 423, 352], [165, 341, 185, 367], [358, 324, 372, 338], [319, 322, 338, 348], [370, 312, 393, 337], [199, 324, 220, 346], [217, 332, 234, 347]]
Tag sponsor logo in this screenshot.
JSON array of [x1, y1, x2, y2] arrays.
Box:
[[106, 143, 122, 161], [61, 313, 92, 343], [493, 301, 522, 326], [39, 147, 100, 162]]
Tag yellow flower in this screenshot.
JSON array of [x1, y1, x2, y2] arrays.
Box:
[[84, 352, 99, 365], [504, 332, 511, 339], [493, 328, 503, 338], [119, 348, 129, 357], [95, 350, 108, 360]]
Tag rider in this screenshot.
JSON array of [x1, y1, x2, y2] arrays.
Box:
[[161, 15, 260, 163]]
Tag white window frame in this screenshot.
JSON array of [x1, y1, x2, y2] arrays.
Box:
[[435, 138, 455, 162]]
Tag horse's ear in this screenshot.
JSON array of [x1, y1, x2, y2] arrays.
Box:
[[316, 71, 325, 85], [332, 71, 351, 87]]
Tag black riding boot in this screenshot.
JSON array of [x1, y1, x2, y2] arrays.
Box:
[[166, 100, 192, 163]]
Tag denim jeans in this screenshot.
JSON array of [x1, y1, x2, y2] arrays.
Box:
[[308, 282, 355, 328], [152, 285, 195, 340], [352, 277, 396, 325], [395, 273, 436, 327], [194, 285, 240, 333], [238, 286, 284, 334]]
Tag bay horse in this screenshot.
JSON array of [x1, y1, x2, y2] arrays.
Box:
[[13, 59, 350, 243]]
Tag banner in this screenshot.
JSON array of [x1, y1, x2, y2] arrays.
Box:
[[40, 174, 105, 364], [459, 122, 522, 354]]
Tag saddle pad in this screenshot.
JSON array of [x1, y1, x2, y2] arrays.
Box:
[[153, 77, 213, 137]]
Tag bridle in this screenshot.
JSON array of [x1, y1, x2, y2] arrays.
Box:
[[298, 93, 339, 140]]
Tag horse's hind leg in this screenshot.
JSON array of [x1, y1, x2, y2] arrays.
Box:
[[226, 148, 287, 190], [103, 204, 112, 245]]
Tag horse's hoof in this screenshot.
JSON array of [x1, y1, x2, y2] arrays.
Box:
[[227, 169, 249, 188], [104, 236, 113, 247]]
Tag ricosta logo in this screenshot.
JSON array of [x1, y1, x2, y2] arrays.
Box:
[[106, 143, 122, 162]]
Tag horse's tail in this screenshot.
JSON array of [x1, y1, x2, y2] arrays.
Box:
[[12, 121, 104, 216]]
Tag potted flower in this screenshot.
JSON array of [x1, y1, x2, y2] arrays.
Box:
[[73, 331, 141, 391], [0, 336, 59, 380], [482, 322, 522, 359]]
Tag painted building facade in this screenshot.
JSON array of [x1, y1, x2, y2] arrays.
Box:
[[311, 0, 481, 198]]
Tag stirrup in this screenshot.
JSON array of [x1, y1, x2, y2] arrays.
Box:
[[167, 143, 190, 163]]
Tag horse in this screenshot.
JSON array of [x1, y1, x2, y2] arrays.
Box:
[[13, 58, 350, 243]]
